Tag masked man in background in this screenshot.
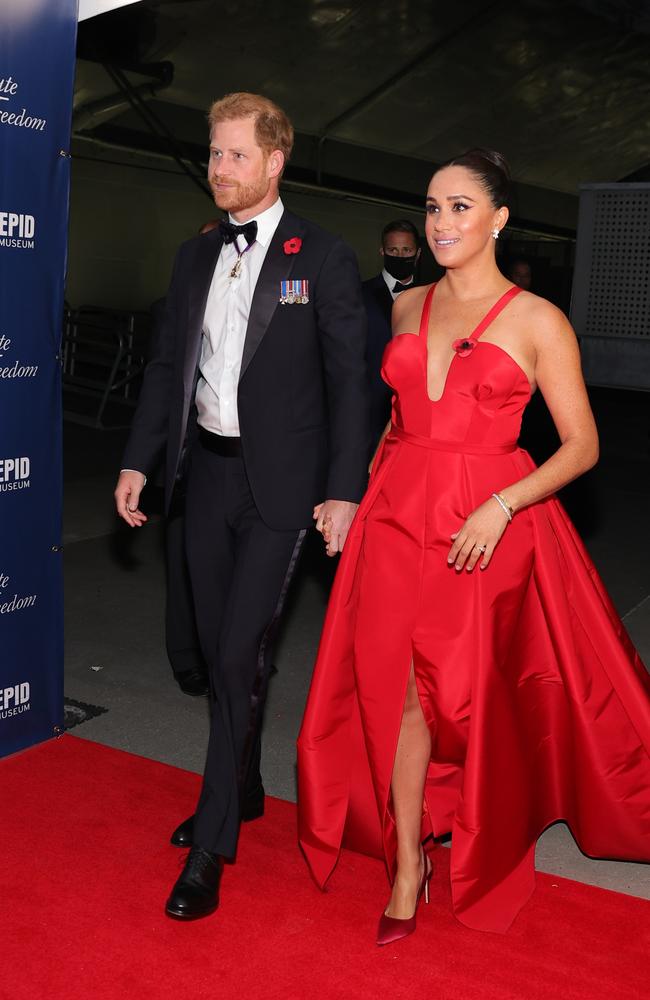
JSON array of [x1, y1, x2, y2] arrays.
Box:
[[362, 219, 421, 448]]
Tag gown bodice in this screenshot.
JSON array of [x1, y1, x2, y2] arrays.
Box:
[[381, 283, 530, 450]]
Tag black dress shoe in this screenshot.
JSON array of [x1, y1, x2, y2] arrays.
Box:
[[175, 669, 209, 697], [170, 814, 194, 847], [165, 846, 222, 920], [170, 787, 265, 848]]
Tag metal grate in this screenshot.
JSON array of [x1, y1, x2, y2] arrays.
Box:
[[571, 183, 650, 390], [584, 190, 650, 339]]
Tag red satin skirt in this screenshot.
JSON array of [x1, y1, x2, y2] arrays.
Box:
[[297, 432, 650, 932]]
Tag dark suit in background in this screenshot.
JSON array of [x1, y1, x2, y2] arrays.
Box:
[[122, 207, 369, 859], [361, 219, 422, 451], [362, 273, 395, 448]]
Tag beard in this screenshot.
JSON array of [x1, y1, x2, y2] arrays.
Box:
[[210, 166, 271, 214]]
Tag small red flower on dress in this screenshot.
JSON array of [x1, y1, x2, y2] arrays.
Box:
[[452, 338, 477, 358], [284, 237, 302, 254]]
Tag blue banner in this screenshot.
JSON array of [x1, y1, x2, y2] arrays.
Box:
[[0, 1, 78, 756]]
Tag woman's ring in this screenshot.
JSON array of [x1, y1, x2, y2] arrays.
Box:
[[477, 544, 487, 553]]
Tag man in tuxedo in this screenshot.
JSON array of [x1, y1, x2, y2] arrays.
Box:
[[362, 220, 420, 447], [114, 92, 369, 920]]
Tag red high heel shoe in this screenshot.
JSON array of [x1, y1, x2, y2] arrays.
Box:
[[376, 851, 433, 947]]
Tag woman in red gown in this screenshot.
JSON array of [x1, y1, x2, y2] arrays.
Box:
[[297, 149, 650, 941]]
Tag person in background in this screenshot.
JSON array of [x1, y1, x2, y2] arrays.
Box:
[[199, 219, 221, 236], [362, 220, 421, 447], [507, 255, 532, 290]]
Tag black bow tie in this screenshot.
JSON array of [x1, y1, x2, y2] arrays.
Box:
[[219, 219, 258, 247], [393, 281, 411, 294]]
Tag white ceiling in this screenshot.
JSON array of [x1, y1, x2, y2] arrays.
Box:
[[78, 0, 143, 22]]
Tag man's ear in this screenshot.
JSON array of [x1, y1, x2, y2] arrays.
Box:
[[267, 149, 285, 179]]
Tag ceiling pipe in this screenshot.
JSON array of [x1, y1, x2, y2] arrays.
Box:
[[72, 130, 575, 244], [103, 63, 212, 200], [72, 81, 162, 132]]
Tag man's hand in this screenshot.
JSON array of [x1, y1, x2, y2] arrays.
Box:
[[114, 471, 148, 528], [313, 499, 358, 556]]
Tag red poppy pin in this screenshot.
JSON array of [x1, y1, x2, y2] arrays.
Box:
[[452, 338, 477, 358], [284, 237, 302, 255]]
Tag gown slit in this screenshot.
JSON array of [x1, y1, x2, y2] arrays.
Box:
[[298, 282, 650, 933]]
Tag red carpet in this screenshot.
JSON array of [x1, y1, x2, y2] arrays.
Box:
[[1, 736, 648, 1000]]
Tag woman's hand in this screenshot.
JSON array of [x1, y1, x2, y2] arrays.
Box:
[[314, 499, 359, 556], [447, 497, 510, 572]]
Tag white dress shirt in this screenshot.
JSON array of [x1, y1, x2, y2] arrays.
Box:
[[382, 268, 414, 301], [196, 198, 284, 436]]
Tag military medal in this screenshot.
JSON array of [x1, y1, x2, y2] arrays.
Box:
[[280, 279, 309, 304], [229, 238, 255, 280]]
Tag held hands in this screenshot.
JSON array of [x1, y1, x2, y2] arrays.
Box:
[[448, 496, 510, 572], [314, 499, 359, 557], [114, 471, 148, 528]]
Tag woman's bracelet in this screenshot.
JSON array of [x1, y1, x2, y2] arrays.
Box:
[[492, 492, 514, 522]]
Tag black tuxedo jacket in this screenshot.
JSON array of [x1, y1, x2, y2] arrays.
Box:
[[362, 273, 395, 444], [122, 208, 370, 530]]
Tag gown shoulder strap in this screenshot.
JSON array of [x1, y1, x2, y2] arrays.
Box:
[[417, 283, 437, 338], [472, 285, 522, 342]]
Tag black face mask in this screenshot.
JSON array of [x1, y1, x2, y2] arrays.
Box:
[[383, 254, 418, 281]]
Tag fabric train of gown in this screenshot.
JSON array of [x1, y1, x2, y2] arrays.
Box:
[[297, 283, 650, 933]]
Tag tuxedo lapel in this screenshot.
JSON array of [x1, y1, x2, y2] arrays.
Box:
[[239, 210, 302, 381], [183, 231, 223, 396]]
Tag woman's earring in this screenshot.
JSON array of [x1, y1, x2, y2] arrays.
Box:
[[492, 228, 500, 240]]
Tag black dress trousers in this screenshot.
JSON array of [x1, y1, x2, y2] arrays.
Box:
[[184, 435, 305, 857], [164, 497, 206, 679]]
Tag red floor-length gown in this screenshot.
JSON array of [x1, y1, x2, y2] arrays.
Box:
[[297, 283, 650, 933]]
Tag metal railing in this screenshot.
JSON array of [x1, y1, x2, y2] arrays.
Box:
[[62, 306, 151, 428]]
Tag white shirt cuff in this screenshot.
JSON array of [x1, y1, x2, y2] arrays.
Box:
[[120, 469, 147, 486]]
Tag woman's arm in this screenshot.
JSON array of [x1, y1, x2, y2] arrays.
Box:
[[449, 300, 598, 572], [499, 300, 599, 514]]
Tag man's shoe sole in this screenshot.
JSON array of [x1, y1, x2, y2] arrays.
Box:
[[165, 901, 218, 920]]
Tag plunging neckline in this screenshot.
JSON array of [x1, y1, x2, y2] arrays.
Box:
[[419, 283, 523, 404]]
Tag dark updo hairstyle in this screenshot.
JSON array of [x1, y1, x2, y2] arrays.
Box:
[[437, 148, 511, 209]]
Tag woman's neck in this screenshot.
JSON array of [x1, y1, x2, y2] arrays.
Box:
[[439, 256, 510, 302]]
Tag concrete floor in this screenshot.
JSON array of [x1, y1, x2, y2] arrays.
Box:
[[62, 386, 650, 903]]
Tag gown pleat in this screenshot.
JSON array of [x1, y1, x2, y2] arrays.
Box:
[[297, 284, 650, 932]]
